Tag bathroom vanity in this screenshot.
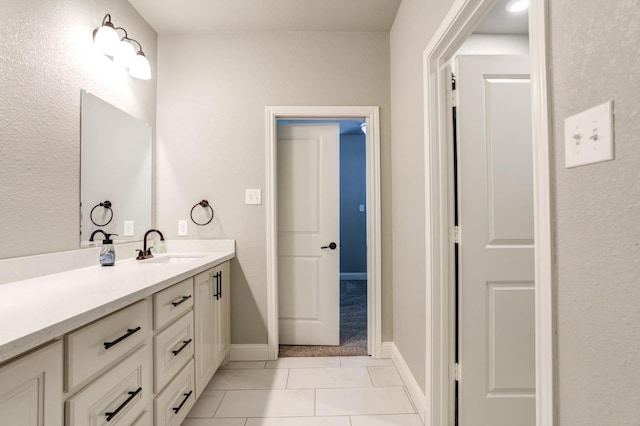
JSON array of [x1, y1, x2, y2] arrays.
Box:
[[0, 240, 234, 426]]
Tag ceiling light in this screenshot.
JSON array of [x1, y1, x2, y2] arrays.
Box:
[[505, 0, 529, 13]]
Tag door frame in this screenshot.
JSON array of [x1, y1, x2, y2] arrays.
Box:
[[422, 1, 553, 425], [265, 106, 382, 360]]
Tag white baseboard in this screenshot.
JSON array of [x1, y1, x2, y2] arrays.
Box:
[[391, 343, 426, 422], [230, 344, 270, 361], [340, 272, 367, 281]]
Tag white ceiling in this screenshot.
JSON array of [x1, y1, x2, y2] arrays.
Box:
[[475, 0, 529, 34], [128, 0, 402, 34]]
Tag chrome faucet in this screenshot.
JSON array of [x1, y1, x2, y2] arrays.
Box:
[[136, 229, 165, 260]]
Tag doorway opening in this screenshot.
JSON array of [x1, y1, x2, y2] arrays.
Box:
[[276, 119, 368, 357], [423, 0, 553, 424], [265, 106, 382, 361]]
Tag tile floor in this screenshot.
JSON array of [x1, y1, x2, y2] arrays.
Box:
[[181, 356, 423, 426]]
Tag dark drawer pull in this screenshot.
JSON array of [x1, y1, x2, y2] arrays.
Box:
[[103, 326, 141, 350], [105, 387, 142, 421], [171, 339, 193, 356], [171, 295, 192, 307], [172, 390, 193, 414]]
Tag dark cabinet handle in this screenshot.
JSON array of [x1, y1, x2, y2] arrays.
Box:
[[213, 271, 222, 300], [321, 242, 337, 250], [104, 326, 141, 350], [171, 295, 192, 307], [217, 271, 222, 299], [105, 387, 142, 421], [172, 390, 193, 414], [172, 339, 193, 356]]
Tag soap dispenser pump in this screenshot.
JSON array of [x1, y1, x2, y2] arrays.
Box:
[[89, 230, 118, 266]]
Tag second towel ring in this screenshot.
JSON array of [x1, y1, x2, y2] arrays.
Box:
[[90, 200, 113, 227], [190, 200, 214, 226]]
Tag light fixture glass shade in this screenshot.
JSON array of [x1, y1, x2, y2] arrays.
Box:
[[94, 23, 120, 56], [129, 52, 151, 80], [113, 39, 137, 68]]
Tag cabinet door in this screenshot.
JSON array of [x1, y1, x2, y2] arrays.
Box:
[[194, 268, 216, 397], [0, 341, 63, 426], [213, 261, 231, 369]]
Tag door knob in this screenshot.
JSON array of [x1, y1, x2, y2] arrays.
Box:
[[321, 242, 337, 250]]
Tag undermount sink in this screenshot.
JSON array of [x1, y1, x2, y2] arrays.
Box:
[[142, 255, 204, 264]]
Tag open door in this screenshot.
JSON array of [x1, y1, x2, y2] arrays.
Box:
[[456, 54, 535, 425], [277, 123, 340, 345]]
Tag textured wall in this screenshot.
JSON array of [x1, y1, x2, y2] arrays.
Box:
[[550, 0, 640, 423], [0, 0, 157, 259], [390, 0, 456, 393], [156, 32, 392, 344]]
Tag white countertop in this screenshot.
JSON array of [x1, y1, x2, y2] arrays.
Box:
[[0, 240, 235, 364]]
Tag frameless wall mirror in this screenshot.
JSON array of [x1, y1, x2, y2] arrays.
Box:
[[80, 90, 152, 245]]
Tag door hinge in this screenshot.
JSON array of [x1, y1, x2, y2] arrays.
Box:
[[451, 89, 458, 107], [453, 226, 461, 244], [450, 363, 462, 382]]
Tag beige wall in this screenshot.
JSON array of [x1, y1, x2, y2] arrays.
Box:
[[390, 0, 456, 393], [550, 0, 640, 422], [156, 32, 392, 344], [0, 0, 157, 259]]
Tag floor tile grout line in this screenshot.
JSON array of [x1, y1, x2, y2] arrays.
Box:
[[314, 388, 317, 417]]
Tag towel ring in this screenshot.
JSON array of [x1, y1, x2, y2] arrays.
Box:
[[90, 200, 113, 227], [190, 200, 214, 226]]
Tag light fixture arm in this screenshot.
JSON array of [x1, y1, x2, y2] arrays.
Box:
[[101, 13, 113, 27]]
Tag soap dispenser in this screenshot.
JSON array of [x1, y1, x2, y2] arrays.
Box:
[[99, 233, 117, 266], [89, 230, 118, 266]]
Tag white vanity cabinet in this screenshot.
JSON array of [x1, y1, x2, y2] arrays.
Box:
[[194, 261, 231, 397], [0, 247, 234, 426], [0, 341, 63, 426]]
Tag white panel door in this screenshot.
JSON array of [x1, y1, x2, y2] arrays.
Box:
[[456, 55, 535, 425], [277, 123, 340, 345]]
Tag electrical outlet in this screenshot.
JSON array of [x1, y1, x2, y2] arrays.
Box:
[[123, 220, 134, 236], [245, 189, 262, 205], [565, 100, 614, 168], [178, 220, 188, 236]]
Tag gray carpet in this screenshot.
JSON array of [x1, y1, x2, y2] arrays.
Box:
[[279, 280, 367, 357]]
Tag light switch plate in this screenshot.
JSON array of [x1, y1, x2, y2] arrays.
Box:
[[123, 220, 134, 236], [178, 220, 188, 236], [245, 189, 262, 205], [565, 100, 614, 168]]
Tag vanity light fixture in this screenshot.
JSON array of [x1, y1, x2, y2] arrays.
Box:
[[93, 14, 120, 56], [505, 0, 529, 13], [93, 14, 152, 80]]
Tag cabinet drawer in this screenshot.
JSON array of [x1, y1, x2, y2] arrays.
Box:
[[154, 311, 194, 392], [66, 344, 153, 426], [154, 359, 195, 426], [154, 278, 194, 330], [131, 409, 152, 426], [65, 299, 152, 391]]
